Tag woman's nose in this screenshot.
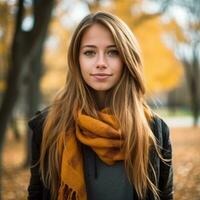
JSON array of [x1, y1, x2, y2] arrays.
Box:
[[96, 54, 107, 69]]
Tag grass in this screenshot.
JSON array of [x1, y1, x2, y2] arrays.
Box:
[[153, 107, 193, 117]]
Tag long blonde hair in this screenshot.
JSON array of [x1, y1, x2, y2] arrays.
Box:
[[40, 11, 161, 199]]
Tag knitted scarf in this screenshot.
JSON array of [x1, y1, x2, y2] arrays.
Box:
[[58, 109, 125, 200]]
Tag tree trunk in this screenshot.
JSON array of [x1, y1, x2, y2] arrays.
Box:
[[10, 115, 21, 141], [0, 0, 54, 198], [183, 53, 200, 127], [167, 89, 177, 115], [23, 44, 44, 168]]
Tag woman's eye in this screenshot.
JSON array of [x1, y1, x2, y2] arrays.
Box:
[[83, 50, 96, 56], [108, 49, 119, 56]]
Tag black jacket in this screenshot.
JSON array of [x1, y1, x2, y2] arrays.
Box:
[[27, 109, 173, 200]]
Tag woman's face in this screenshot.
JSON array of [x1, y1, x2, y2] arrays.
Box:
[[79, 23, 123, 93]]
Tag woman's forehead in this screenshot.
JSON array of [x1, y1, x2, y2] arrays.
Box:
[[80, 23, 115, 46]]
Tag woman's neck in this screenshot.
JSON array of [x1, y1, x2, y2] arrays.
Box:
[[93, 91, 107, 110]]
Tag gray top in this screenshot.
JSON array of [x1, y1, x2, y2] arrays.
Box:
[[82, 145, 133, 200]]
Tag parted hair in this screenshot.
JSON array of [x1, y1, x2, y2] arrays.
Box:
[[39, 11, 162, 200]]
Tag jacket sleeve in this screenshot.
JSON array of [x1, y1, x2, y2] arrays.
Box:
[[27, 111, 47, 200], [159, 119, 174, 200]]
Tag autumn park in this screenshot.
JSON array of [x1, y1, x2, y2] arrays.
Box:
[[0, 0, 200, 200]]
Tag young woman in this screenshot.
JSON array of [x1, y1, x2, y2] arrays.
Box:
[[28, 11, 173, 200]]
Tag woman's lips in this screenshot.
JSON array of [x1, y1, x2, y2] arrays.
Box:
[[91, 73, 112, 81]]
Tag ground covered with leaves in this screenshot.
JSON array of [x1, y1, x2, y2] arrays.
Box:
[[2, 127, 200, 199]]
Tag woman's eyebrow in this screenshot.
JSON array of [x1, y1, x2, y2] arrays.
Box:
[[80, 44, 117, 49], [80, 45, 96, 49], [107, 45, 117, 48]]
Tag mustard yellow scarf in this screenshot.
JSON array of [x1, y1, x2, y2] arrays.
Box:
[[58, 109, 125, 200]]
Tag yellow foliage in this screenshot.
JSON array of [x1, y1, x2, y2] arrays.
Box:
[[112, 0, 183, 95], [0, 80, 6, 92], [164, 19, 186, 43], [133, 17, 183, 95], [41, 69, 66, 94], [41, 17, 70, 95]]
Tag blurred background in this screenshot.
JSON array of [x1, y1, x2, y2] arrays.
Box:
[[0, 0, 199, 199]]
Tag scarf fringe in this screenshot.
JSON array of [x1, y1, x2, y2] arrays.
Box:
[[58, 183, 77, 200]]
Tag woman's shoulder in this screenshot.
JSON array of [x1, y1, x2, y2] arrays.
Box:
[[28, 107, 49, 144], [28, 108, 48, 130], [151, 113, 170, 146]]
